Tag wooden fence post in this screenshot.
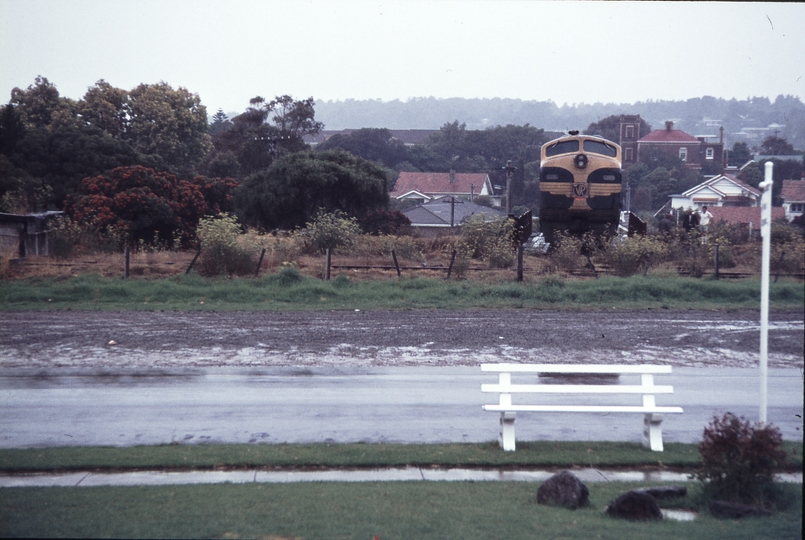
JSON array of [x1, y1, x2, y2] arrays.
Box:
[[186, 249, 201, 275], [391, 249, 401, 278], [123, 245, 130, 279], [325, 248, 331, 281], [713, 243, 719, 280], [254, 248, 266, 277], [446, 250, 457, 279], [774, 251, 785, 283], [516, 245, 524, 282]]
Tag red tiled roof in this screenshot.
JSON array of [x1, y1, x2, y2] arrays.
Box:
[[782, 180, 805, 202], [638, 129, 699, 143], [709, 206, 786, 226], [390, 172, 490, 198]]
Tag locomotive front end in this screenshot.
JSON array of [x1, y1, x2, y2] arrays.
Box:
[[538, 133, 623, 244]]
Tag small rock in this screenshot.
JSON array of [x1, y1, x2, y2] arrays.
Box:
[[536, 470, 589, 510], [633, 485, 687, 499], [107, 340, 117, 346], [709, 500, 772, 519], [606, 490, 662, 520]]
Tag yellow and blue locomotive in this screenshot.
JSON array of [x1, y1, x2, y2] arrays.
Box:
[[538, 131, 622, 243]]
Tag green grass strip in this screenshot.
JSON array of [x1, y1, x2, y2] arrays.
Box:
[[2, 273, 803, 310], [1, 441, 802, 473], [1, 481, 801, 539]]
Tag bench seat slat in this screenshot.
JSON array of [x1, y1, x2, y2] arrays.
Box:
[[480, 363, 672, 374], [483, 405, 684, 413], [481, 384, 674, 394]]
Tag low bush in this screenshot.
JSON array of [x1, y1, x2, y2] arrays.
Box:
[[460, 214, 515, 268], [196, 214, 256, 276], [695, 412, 788, 508], [604, 235, 669, 276], [299, 210, 362, 255]]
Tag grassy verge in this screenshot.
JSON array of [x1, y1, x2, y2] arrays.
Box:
[[1, 441, 802, 473], [1, 272, 803, 311], [1, 481, 801, 539]]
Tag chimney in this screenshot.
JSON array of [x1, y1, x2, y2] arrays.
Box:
[[665, 121, 674, 131], [449, 169, 456, 183], [719, 126, 724, 144]]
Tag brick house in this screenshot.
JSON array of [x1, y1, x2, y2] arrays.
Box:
[[636, 121, 725, 170]]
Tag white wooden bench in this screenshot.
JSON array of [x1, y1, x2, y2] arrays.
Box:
[[481, 363, 683, 452]]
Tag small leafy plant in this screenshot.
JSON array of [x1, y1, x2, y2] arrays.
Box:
[[695, 412, 787, 507], [196, 213, 256, 276]]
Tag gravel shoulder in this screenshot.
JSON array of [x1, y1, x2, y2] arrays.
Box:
[[1, 309, 803, 370]]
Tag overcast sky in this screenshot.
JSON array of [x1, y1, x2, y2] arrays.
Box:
[[1, 0, 803, 116]]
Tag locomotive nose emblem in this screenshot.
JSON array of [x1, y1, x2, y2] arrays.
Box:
[[572, 183, 589, 198]]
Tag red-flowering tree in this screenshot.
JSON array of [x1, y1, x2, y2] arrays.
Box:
[[66, 165, 220, 248], [190, 175, 240, 216]]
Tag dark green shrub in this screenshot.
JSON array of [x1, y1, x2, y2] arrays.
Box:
[[276, 265, 302, 286], [696, 412, 787, 507]]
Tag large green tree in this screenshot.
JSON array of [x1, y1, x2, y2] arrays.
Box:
[[208, 95, 324, 180], [1, 77, 219, 212], [1, 78, 156, 211], [728, 141, 753, 166], [125, 82, 212, 175], [759, 135, 796, 156], [235, 150, 388, 230]]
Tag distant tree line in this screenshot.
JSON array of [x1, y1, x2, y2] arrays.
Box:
[[314, 95, 805, 151]]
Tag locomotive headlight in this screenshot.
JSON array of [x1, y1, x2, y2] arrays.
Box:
[[574, 154, 588, 169]]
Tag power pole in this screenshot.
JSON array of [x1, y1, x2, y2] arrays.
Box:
[[503, 160, 518, 214]]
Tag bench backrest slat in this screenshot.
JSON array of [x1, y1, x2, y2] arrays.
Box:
[[481, 384, 674, 394], [481, 363, 672, 374]]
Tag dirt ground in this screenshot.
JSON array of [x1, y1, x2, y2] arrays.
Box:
[[1, 309, 802, 370]]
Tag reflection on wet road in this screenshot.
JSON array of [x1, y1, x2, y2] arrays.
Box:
[[1, 366, 801, 448]]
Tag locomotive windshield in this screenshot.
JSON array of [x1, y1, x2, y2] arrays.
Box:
[[545, 140, 579, 156], [583, 140, 618, 157]]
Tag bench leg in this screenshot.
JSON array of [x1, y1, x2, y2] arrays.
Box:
[[499, 412, 516, 451], [643, 413, 664, 452]]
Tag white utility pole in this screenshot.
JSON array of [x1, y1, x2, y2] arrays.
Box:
[[758, 161, 773, 425]]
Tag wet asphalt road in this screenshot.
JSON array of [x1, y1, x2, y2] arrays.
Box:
[[1, 366, 802, 448]]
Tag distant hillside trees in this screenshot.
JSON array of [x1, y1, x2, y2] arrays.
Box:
[[314, 95, 805, 151]]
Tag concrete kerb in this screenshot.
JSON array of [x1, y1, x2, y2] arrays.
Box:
[[1, 468, 802, 488]]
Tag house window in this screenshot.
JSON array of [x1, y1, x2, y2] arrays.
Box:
[[706, 147, 714, 160], [791, 203, 804, 213], [679, 147, 687, 162], [625, 147, 633, 162], [625, 125, 634, 139]]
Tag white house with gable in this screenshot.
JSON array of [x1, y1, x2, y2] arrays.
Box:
[[670, 173, 760, 210]]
